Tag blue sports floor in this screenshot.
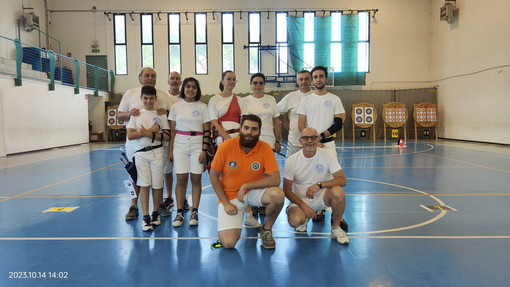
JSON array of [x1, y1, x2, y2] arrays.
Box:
[[1, 140, 509, 286]]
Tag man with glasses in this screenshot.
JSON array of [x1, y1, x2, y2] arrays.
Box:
[[277, 70, 312, 158], [283, 127, 349, 244]]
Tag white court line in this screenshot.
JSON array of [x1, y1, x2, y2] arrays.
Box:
[[0, 235, 509, 241]]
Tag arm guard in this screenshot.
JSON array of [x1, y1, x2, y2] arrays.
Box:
[[326, 117, 343, 135]]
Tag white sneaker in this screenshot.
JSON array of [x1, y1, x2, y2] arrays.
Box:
[[331, 227, 349, 245], [244, 212, 262, 228], [296, 218, 309, 232]]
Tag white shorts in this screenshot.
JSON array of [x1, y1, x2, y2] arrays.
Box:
[[172, 134, 204, 174], [134, 148, 164, 189], [288, 188, 328, 211], [217, 188, 266, 231], [163, 145, 173, 174]]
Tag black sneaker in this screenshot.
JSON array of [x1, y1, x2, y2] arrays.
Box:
[[160, 203, 171, 217], [151, 211, 161, 226], [142, 215, 153, 231], [125, 205, 139, 220], [164, 197, 174, 209], [312, 209, 325, 222]]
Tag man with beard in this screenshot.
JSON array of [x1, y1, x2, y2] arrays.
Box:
[[210, 114, 285, 249], [283, 128, 349, 244]]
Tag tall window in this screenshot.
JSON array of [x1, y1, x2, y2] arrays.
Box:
[[358, 12, 370, 72], [248, 12, 261, 74], [195, 13, 208, 74], [141, 13, 154, 68], [168, 13, 181, 73], [275, 12, 288, 74], [222, 13, 234, 72], [114, 14, 127, 75], [303, 12, 315, 69], [330, 12, 342, 73]]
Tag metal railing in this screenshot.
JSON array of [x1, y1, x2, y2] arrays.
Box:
[[0, 35, 114, 96]]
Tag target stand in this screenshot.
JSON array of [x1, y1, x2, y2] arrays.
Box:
[[352, 102, 377, 142], [105, 105, 126, 143]]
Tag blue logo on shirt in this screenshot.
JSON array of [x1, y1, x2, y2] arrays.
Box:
[[324, 100, 332, 108], [315, 164, 325, 174], [251, 162, 261, 171], [192, 110, 200, 118], [263, 103, 270, 109], [229, 161, 237, 169]]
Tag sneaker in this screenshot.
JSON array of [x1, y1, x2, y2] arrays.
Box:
[[142, 215, 153, 231], [125, 205, 139, 220], [244, 212, 262, 228], [340, 218, 349, 231], [173, 212, 184, 227], [296, 218, 309, 232], [260, 227, 276, 249], [184, 199, 191, 211], [258, 206, 266, 215], [331, 227, 349, 245], [160, 203, 171, 217], [330, 213, 349, 231], [151, 211, 161, 226], [164, 197, 174, 209], [189, 210, 199, 226], [312, 209, 325, 222]]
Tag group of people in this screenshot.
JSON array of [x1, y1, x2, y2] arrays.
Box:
[[117, 65, 349, 248]]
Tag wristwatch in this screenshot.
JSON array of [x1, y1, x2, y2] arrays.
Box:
[[316, 182, 323, 189]]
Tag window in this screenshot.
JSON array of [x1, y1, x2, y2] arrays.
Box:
[[248, 12, 261, 74], [275, 12, 288, 74], [114, 14, 127, 75], [168, 13, 181, 73], [195, 13, 208, 74], [357, 12, 370, 72], [222, 13, 234, 72], [330, 12, 342, 73], [141, 13, 154, 68], [303, 12, 315, 69]]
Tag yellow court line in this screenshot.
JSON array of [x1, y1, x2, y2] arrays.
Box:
[[0, 235, 509, 241], [0, 162, 122, 203], [344, 166, 470, 169], [426, 154, 510, 174]]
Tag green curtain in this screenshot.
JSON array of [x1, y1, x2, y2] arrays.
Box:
[[287, 14, 366, 86], [287, 17, 305, 72]]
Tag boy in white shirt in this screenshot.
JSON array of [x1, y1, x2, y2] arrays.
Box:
[[127, 86, 171, 231]]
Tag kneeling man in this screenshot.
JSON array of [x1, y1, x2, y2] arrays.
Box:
[[210, 114, 285, 249], [283, 127, 349, 244]]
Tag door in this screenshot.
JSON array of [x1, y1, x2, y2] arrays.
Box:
[[86, 55, 108, 91]]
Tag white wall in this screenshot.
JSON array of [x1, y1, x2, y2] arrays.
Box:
[[430, 0, 510, 144], [0, 76, 103, 154]]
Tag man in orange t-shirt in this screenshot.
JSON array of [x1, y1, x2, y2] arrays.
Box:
[[210, 114, 284, 249]]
